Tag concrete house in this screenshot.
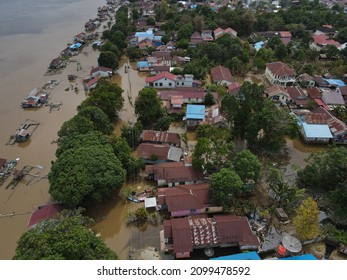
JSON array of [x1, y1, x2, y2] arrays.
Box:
[[156, 183, 222, 217], [90, 66, 113, 78], [265, 61, 296, 87], [145, 71, 176, 88], [310, 34, 340, 52], [185, 104, 205, 128], [210, 65, 233, 86], [266, 85, 290, 105]]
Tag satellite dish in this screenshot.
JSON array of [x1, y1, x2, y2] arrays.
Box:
[[282, 235, 302, 253]]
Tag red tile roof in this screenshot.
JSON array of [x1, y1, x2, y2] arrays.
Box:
[[312, 34, 340, 48], [145, 71, 176, 83], [266, 61, 296, 76], [210, 65, 233, 83]]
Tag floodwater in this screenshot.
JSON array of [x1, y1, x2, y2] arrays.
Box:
[[0, 0, 111, 259]]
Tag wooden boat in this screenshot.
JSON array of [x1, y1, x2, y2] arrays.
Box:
[[127, 195, 140, 203]]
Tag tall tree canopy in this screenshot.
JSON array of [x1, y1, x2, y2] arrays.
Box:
[[209, 168, 244, 209], [14, 209, 117, 260], [232, 149, 261, 183], [49, 145, 126, 206], [221, 82, 298, 154], [135, 88, 164, 128], [79, 79, 124, 122]]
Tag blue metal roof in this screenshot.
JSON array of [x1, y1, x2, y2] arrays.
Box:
[[211, 251, 261, 260], [254, 41, 265, 51], [280, 254, 317, 260], [324, 79, 345, 87], [70, 42, 82, 50], [302, 123, 333, 138], [186, 104, 205, 120], [137, 61, 150, 68]]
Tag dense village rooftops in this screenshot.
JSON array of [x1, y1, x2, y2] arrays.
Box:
[[266, 62, 296, 76], [306, 87, 322, 99]]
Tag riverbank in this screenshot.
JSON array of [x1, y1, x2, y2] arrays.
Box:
[[0, 0, 109, 259]]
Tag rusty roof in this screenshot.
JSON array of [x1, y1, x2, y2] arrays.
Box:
[[266, 62, 296, 76], [141, 130, 181, 146], [165, 215, 259, 255], [305, 113, 328, 124], [137, 143, 170, 160]]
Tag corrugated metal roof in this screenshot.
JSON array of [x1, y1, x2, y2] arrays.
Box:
[[186, 104, 205, 120], [302, 123, 333, 138]]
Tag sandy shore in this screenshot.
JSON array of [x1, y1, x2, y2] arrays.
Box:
[[0, 0, 111, 259]]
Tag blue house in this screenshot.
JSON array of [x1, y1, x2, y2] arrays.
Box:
[[136, 61, 151, 71], [185, 104, 205, 128]]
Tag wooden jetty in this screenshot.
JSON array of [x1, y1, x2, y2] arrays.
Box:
[[5, 165, 34, 189], [6, 119, 40, 145]]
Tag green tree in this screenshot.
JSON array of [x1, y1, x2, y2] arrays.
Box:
[[121, 121, 143, 149], [79, 79, 124, 122], [135, 88, 164, 128], [56, 131, 109, 158], [109, 135, 144, 178], [204, 92, 215, 106], [266, 168, 305, 209], [100, 41, 120, 57], [232, 150, 261, 183], [98, 51, 119, 70], [127, 46, 142, 60], [77, 106, 114, 135], [209, 168, 244, 209], [14, 209, 117, 260], [293, 197, 320, 241], [297, 146, 347, 191], [153, 115, 172, 131], [58, 114, 96, 139], [49, 145, 126, 206]]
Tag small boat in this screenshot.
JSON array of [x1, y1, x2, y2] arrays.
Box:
[[127, 195, 140, 203]]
